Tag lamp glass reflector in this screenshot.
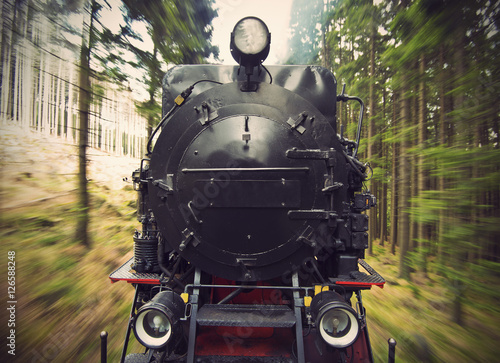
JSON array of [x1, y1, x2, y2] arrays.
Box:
[[233, 18, 269, 55], [135, 309, 172, 348], [319, 307, 359, 347]]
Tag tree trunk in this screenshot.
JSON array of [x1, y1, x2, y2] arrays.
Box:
[[42, 49, 51, 134], [399, 77, 411, 280], [2, 1, 17, 122], [367, 9, 377, 252], [450, 23, 466, 326], [379, 126, 387, 247], [409, 71, 418, 252], [54, 58, 63, 135], [379, 179, 387, 246], [437, 44, 447, 266], [390, 92, 398, 255], [12, 37, 21, 123], [67, 62, 75, 143], [75, 1, 96, 247], [379, 87, 388, 246], [418, 53, 427, 274]]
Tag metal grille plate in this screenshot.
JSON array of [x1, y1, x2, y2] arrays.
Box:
[[109, 257, 161, 284], [195, 356, 294, 363], [197, 304, 296, 328], [330, 259, 385, 288]]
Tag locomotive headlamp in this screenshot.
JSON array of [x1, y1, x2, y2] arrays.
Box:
[[311, 291, 360, 348], [133, 291, 185, 349], [231, 17, 270, 68]]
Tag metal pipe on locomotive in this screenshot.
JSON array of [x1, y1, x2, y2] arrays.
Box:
[[108, 17, 390, 363]]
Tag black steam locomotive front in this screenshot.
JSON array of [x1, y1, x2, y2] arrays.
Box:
[[150, 64, 360, 282], [110, 17, 385, 363]]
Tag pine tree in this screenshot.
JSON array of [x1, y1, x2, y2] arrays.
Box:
[[75, 0, 99, 247], [120, 0, 218, 138], [287, 0, 324, 65]]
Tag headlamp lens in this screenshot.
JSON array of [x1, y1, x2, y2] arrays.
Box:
[[322, 309, 351, 338], [319, 306, 359, 347], [233, 18, 269, 55], [135, 309, 172, 348], [133, 290, 185, 350], [145, 311, 171, 338]]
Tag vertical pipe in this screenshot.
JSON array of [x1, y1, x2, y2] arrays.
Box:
[[120, 285, 140, 363], [292, 272, 305, 363], [356, 290, 374, 362], [388, 338, 397, 363], [100, 331, 108, 363], [186, 268, 202, 363]]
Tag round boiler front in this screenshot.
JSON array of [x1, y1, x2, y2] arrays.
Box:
[[149, 82, 340, 281]]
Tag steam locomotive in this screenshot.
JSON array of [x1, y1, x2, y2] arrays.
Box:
[[108, 17, 388, 363]]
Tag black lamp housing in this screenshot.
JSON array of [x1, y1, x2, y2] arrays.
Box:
[[133, 290, 185, 350], [310, 291, 361, 349], [230, 16, 271, 69]]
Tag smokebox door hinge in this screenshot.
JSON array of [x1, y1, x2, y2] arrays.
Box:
[[297, 225, 316, 248], [179, 228, 200, 251], [152, 174, 174, 194], [287, 112, 308, 134], [198, 102, 218, 125]]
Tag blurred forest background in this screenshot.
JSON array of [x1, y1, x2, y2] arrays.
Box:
[[0, 0, 499, 361]]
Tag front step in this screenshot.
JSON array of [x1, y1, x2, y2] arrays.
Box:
[[196, 304, 296, 328], [195, 356, 295, 363]]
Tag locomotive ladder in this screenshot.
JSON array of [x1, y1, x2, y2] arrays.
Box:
[[185, 268, 306, 363]]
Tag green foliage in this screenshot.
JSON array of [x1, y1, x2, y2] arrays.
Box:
[[120, 0, 218, 127], [0, 173, 140, 360], [287, 0, 324, 65], [121, 0, 218, 65], [320, 0, 500, 336], [136, 99, 162, 127], [363, 249, 500, 363]]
